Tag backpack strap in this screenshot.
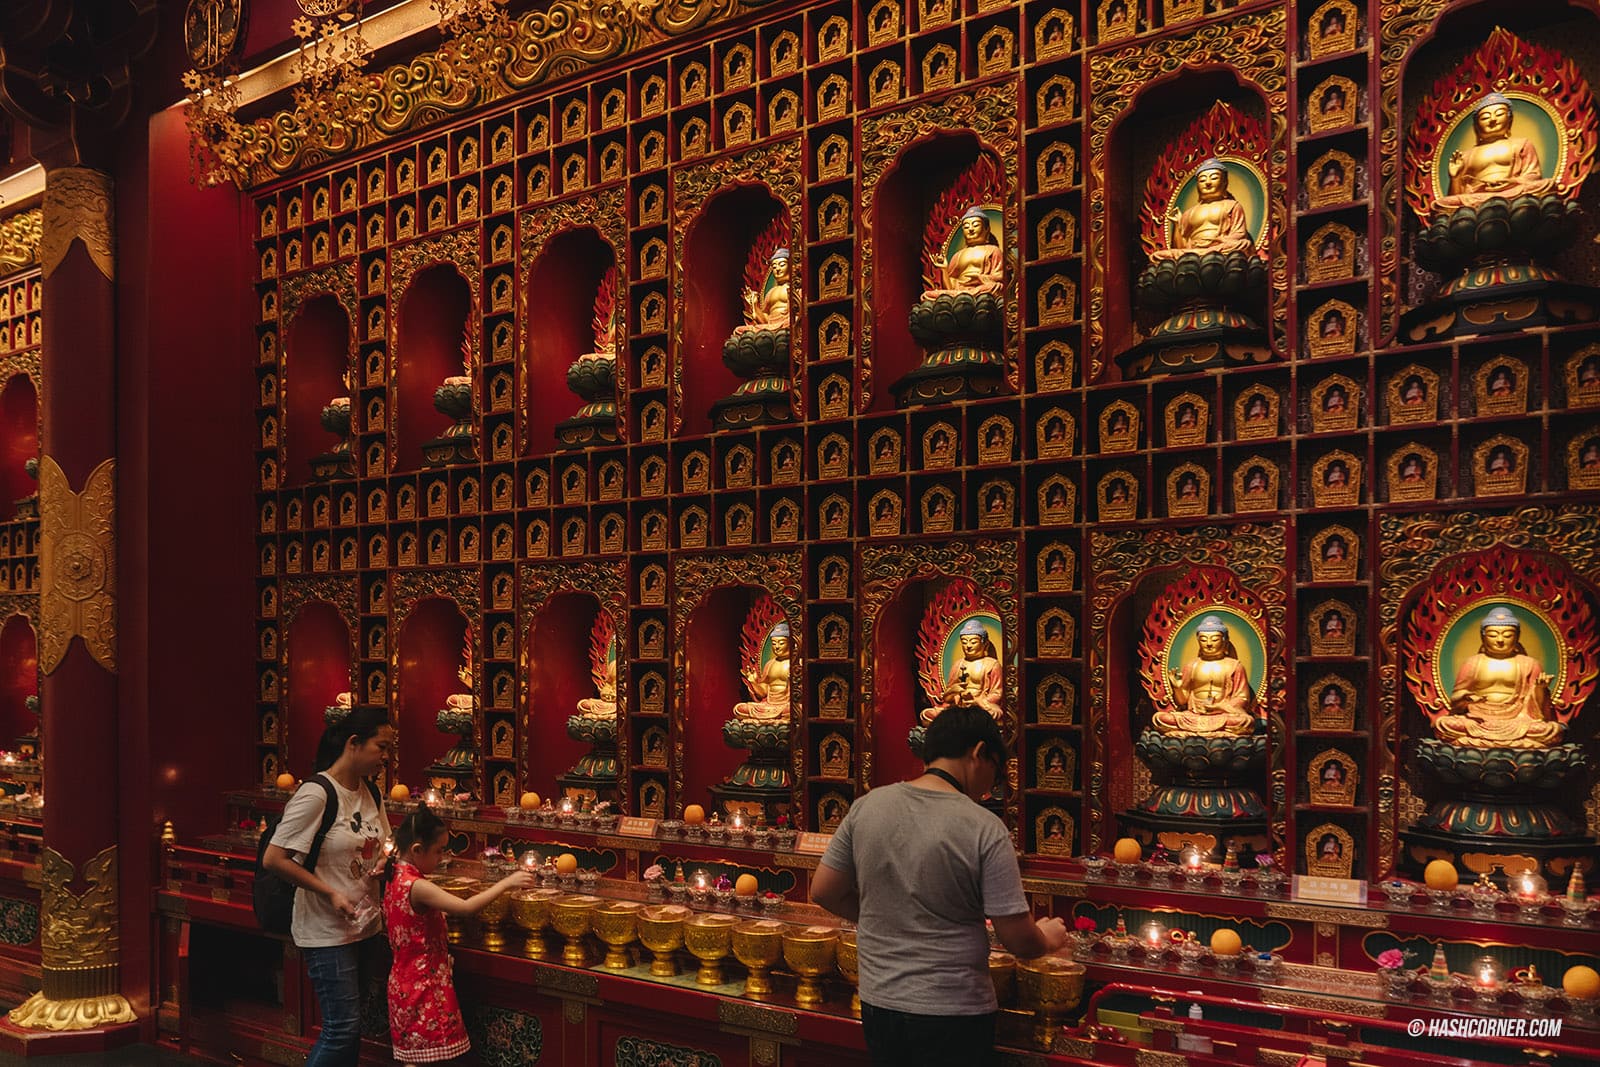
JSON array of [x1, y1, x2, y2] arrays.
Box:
[[301, 775, 340, 875]]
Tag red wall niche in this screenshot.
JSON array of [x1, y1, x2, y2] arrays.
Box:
[[869, 133, 990, 412], [681, 585, 771, 809], [524, 592, 602, 791], [284, 601, 353, 776], [523, 229, 616, 453], [679, 184, 784, 436], [283, 295, 351, 486], [869, 581, 930, 790], [395, 263, 471, 472], [0, 614, 37, 750], [0, 374, 37, 514], [395, 597, 470, 788]]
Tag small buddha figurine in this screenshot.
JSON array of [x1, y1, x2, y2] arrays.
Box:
[[1434, 605, 1561, 749], [736, 248, 792, 332], [1151, 615, 1258, 737], [1149, 160, 1255, 262], [923, 207, 1004, 298], [574, 651, 617, 719], [732, 623, 793, 723], [919, 619, 1004, 725], [1433, 94, 1556, 213]]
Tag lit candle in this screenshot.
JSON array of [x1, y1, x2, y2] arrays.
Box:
[[559, 797, 574, 814], [422, 788, 443, 807], [1141, 920, 1167, 947], [522, 851, 539, 869]]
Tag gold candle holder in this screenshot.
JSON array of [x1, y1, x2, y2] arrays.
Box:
[[989, 951, 1017, 1007], [593, 901, 644, 970], [509, 888, 562, 959], [551, 894, 602, 967], [683, 913, 740, 986], [434, 877, 476, 945], [637, 904, 691, 977], [1015, 957, 1085, 1050], [732, 920, 787, 999], [782, 925, 839, 1007], [835, 929, 860, 1016]]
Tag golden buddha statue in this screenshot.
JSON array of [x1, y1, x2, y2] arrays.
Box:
[[922, 207, 1004, 298], [1434, 605, 1562, 749], [575, 643, 617, 720], [1149, 160, 1255, 262], [1151, 615, 1257, 737], [736, 248, 792, 332], [445, 635, 475, 712], [1434, 94, 1556, 213], [920, 619, 1004, 725], [732, 623, 792, 723]]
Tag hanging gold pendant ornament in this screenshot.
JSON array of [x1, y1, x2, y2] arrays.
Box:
[[183, 0, 246, 71], [8, 848, 135, 1031]]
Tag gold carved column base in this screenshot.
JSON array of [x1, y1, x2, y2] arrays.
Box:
[[8, 981, 135, 1031], [8, 847, 134, 1032]]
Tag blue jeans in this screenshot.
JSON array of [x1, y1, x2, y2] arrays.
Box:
[[860, 1002, 996, 1067], [303, 940, 366, 1067]]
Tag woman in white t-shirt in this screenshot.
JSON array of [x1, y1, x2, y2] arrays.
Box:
[[265, 706, 394, 1067]]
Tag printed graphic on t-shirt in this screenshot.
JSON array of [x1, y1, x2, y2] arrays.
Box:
[[350, 828, 381, 882]]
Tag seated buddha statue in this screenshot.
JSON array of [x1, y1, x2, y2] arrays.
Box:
[[732, 623, 793, 723], [1149, 160, 1255, 262], [445, 657, 475, 712], [922, 207, 1004, 299], [735, 248, 792, 333], [1151, 615, 1258, 737], [1433, 94, 1556, 214], [919, 619, 1005, 725], [1434, 605, 1562, 749], [574, 651, 617, 719]]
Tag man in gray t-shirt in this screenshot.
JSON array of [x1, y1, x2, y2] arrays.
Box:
[[813, 706, 1067, 1066]]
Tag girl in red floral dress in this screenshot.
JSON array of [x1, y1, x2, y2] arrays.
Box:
[[384, 807, 533, 1065]]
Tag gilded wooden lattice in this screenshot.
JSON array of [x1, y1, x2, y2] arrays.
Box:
[[1086, 7, 1288, 379], [1086, 524, 1289, 857], [859, 87, 1021, 407]]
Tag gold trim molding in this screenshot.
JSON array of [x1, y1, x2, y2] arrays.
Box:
[[39, 457, 117, 674], [41, 169, 114, 282], [0, 209, 42, 276], [228, 0, 769, 185], [1265, 902, 1388, 928], [1258, 989, 1386, 1018], [8, 846, 135, 1031]]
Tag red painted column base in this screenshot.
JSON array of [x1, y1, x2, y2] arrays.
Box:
[[0, 1017, 140, 1057]]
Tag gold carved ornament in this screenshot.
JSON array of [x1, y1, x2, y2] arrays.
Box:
[[0, 209, 43, 275], [9, 847, 136, 1030], [39, 457, 116, 674], [42, 169, 115, 282], [1086, 8, 1287, 380]]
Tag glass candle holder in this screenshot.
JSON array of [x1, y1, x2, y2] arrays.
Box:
[[1139, 921, 1168, 963]]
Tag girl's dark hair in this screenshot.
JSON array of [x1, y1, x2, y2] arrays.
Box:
[[396, 805, 447, 854], [313, 705, 391, 772]]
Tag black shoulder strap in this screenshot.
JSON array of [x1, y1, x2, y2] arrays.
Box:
[[302, 775, 340, 875], [364, 778, 382, 808]]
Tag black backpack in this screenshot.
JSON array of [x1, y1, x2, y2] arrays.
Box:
[[252, 774, 382, 935]]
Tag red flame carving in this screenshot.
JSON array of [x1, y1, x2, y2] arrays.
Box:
[[915, 578, 999, 706], [743, 214, 792, 297], [590, 265, 617, 355], [740, 595, 787, 699], [923, 154, 1004, 290], [589, 609, 616, 692], [1135, 566, 1269, 711], [1140, 102, 1271, 257]]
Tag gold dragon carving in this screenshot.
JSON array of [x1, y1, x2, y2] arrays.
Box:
[[0, 209, 43, 275], [39, 457, 116, 674], [1086, 8, 1287, 381], [42, 169, 115, 282], [8, 846, 135, 1030]]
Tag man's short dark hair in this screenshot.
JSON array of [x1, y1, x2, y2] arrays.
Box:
[[922, 704, 1009, 767]]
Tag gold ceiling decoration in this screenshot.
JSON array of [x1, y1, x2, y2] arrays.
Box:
[[185, 0, 760, 187]]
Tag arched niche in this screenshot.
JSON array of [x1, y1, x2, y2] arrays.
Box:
[[680, 185, 785, 435], [523, 229, 616, 451], [682, 586, 793, 808], [0, 375, 37, 512], [396, 597, 470, 787], [869, 133, 995, 411], [1102, 71, 1268, 374], [396, 264, 472, 471], [524, 591, 605, 790], [284, 294, 351, 487], [869, 579, 942, 790], [0, 615, 37, 750], [285, 602, 352, 776], [1098, 568, 1181, 834]]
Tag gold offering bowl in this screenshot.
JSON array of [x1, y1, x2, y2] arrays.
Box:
[[637, 904, 691, 977], [835, 929, 860, 1016], [782, 925, 839, 1007], [510, 888, 562, 959], [433, 877, 476, 945], [989, 951, 1018, 1007], [593, 901, 644, 970], [732, 920, 788, 999], [683, 913, 741, 986], [476, 887, 512, 950], [1015, 957, 1085, 1050], [551, 894, 603, 967]]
